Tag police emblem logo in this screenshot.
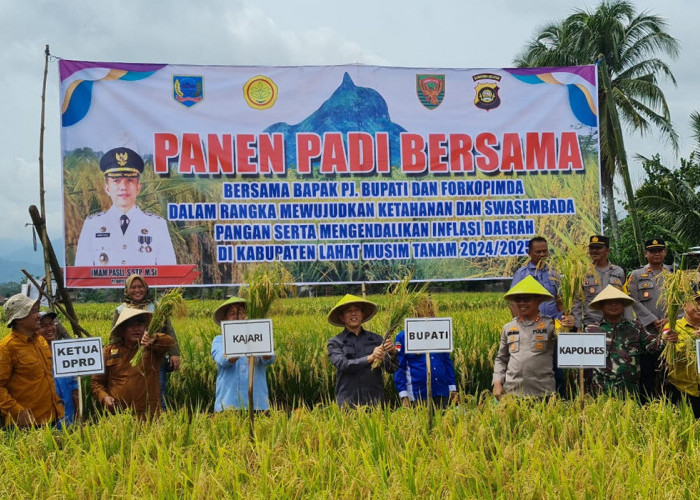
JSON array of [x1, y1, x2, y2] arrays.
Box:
[[99, 253, 109, 264], [510, 343, 518, 352], [643, 291, 650, 298], [173, 75, 204, 107], [416, 74, 445, 110], [473, 73, 502, 111], [591, 236, 599, 243], [535, 342, 543, 350], [589, 287, 596, 294], [243, 75, 278, 110]]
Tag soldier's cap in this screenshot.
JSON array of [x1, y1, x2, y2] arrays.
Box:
[[644, 239, 666, 250], [327, 294, 378, 327], [589, 285, 635, 310], [589, 235, 610, 247], [503, 275, 554, 301], [39, 311, 58, 322], [100, 147, 144, 178], [3, 294, 39, 327], [110, 308, 153, 338], [212, 296, 247, 325]]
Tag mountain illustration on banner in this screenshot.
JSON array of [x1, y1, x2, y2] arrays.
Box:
[[264, 72, 406, 170]]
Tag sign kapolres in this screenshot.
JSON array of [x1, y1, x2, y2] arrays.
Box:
[[556, 333, 607, 368], [59, 61, 601, 287]]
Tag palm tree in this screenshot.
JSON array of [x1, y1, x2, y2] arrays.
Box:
[[515, 0, 679, 263]]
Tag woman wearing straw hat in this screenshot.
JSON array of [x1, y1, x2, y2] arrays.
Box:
[[92, 308, 174, 418], [493, 276, 557, 398], [586, 285, 668, 395], [210, 297, 275, 412], [327, 294, 398, 408]]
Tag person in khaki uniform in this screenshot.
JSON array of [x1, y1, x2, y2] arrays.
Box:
[[626, 238, 670, 400], [570, 235, 632, 330], [91, 308, 173, 419], [0, 295, 63, 426], [493, 276, 556, 398]]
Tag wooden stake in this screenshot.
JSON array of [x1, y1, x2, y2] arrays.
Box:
[[248, 356, 255, 441], [426, 352, 434, 431]]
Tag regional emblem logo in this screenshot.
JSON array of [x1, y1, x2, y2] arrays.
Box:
[[416, 74, 445, 110], [473, 73, 502, 111], [173, 76, 203, 107], [243, 75, 278, 110]]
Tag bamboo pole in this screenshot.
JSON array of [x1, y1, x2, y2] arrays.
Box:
[[38, 45, 54, 308]]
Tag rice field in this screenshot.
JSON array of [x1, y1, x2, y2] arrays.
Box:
[[2, 293, 700, 498]]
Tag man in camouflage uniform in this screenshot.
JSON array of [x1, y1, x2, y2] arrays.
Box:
[[569, 235, 632, 330], [586, 285, 667, 395], [626, 238, 670, 400]]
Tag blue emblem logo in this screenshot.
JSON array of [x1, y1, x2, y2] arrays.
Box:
[[173, 76, 203, 107]]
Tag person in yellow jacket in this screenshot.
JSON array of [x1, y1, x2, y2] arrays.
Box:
[[663, 284, 700, 417]]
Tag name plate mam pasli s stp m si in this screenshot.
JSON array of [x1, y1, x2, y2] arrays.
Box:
[[404, 317, 453, 354], [221, 319, 274, 357]]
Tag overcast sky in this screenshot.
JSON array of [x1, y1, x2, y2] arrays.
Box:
[[2, 0, 698, 258]]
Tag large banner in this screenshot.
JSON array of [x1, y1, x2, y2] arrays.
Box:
[[59, 61, 601, 287]]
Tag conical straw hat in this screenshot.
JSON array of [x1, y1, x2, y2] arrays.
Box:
[[110, 307, 153, 337], [503, 275, 554, 300], [327, 294, 378, 327], [212, 296, 247, 325], [589, 284, 635, 309]]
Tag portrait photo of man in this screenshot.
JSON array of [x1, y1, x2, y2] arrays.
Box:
[[74, 147, 177, 267]]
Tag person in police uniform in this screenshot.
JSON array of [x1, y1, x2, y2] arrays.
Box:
[[565, 235, 632, 330], [74, 147, 176, 267], [626, 238, 670, 400]]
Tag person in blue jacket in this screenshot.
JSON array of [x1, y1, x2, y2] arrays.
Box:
[[211, 296, 274, 411], [394, 296, 458, 407]]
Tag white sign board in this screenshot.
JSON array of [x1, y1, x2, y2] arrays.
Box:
[[52, 337, 104, 377], [557, 333, 606, 368], [404, 317, 453, 354], [222, 319, 274, 357]]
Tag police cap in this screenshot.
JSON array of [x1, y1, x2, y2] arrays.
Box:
[[589, 235, 610, 247], [644, 239, 666, 250]]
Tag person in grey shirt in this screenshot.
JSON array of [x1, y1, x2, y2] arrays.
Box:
[[569, 235, 632, 330], [327, 294, 398, 408]]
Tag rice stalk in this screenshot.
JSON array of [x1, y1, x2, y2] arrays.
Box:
[[372, 275, 429, 369], [131, 288, 187, 367], [550, 244, 591, 333], [240, 264, 296, 319], [660, 269, 694, 367]]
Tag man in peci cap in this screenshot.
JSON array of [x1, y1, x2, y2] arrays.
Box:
[[626, 238, 671, 400], [566, 235, 632, 331], [0, 295, 63, 426], [510, 236, 561, 320], [74, 147, 176, 267]]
